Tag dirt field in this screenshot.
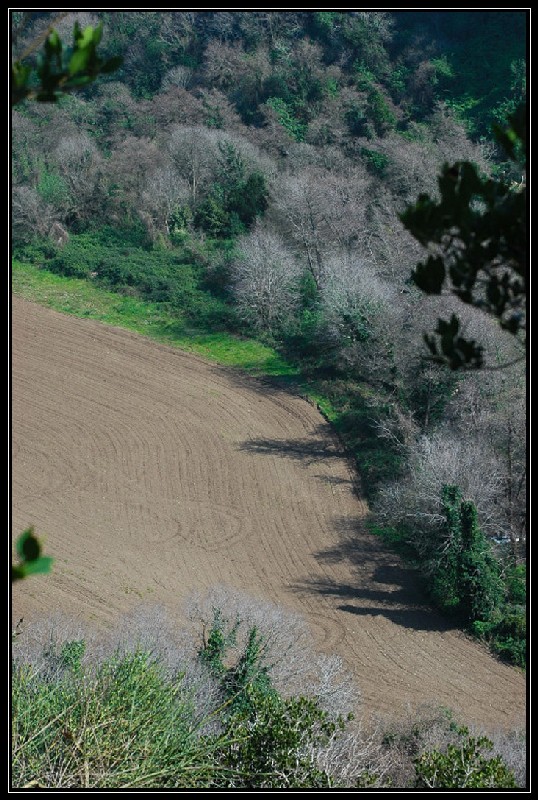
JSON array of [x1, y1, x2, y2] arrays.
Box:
[[11, 296, 525, 730]]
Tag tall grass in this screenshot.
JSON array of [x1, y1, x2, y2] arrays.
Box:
[[12, 648, 231, 789], [10, 595, 360, 789]]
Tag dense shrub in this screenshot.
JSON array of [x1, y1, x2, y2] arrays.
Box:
[[15, 228, 234, 329]]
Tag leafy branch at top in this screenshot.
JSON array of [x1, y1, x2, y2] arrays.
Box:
[[11, 20, 122, 106]]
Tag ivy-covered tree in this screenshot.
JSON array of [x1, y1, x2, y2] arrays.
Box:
[[429, 486, 504, 625], [197, 608, 344, 788], [458, 500, 504, 624], [194, 141, 268, 237]]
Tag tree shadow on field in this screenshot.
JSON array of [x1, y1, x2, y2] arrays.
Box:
[[238, 421, 453, 633], [294, 516, 456, 633], [239, 433, 344, 465]]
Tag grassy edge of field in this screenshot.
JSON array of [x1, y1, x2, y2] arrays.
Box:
[[11, 259, 302, 379]]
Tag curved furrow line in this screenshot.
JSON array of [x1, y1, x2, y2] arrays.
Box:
[[11, 297, 525, 731]]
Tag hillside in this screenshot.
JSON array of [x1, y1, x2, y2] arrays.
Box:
[[12, 296, 525, 731], [12, 15, 526, 780]]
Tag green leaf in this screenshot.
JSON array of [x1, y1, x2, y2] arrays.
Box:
[[47, 30, 62, 55], [16, 527, 40, 560], [21, 534, 41, 561], [12, 61, 32, 82], [78, 25, 96, 49], [21, 556, 54, 576], [69, 48, 90, 76], [92, 22, 104, 46], [14, 528, 53, 581]]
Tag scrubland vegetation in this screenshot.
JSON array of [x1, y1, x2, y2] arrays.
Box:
[[12, 593, 525, 789]]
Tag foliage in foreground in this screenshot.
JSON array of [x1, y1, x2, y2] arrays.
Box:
[[11, 610, 352, 789], [11, 603, 522, 789], [401, 103, 526, 369], [12, 527, 53, 582], [12, 19, 122, 105], [415, 727, 517, 789]]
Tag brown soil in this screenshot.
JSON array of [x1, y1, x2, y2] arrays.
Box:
[[11, 296, 525, 729]]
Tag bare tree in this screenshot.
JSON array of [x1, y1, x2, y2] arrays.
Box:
[[310, 249, 411, 386], [11, 185, 54, 242], [375, 427, 506, 547], [363, 191, 425, 282], [444, 367, 526, 558], [161, 64, 193, 91], [166, 125, 222, 205], [53, 133, 103, 224], [106, 135, 163, 224], [229, 225, 301, 331], [52, 11, 102, 41], [203, 39, 250, 91], [374, 106, 490, 205], [272, 167, 371, 285], [150, 86, 206, 129], [166, 125, 274, 205], [319, 251, 394, 348], [139, 164, 190, 241]]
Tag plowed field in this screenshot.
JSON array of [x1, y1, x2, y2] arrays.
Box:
[[11, 297, 525, 729]]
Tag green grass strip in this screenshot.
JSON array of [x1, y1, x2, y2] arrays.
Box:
[[11, 260, 298, 379]]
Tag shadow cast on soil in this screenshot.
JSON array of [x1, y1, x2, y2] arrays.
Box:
[[238, 431, 344, 466], [239, 415, 454, 634], [295, 516, 457, 633]]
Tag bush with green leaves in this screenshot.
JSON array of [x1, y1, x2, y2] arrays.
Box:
[[414, 726, 517, 788], [15, 227, 234, 330], [216, 689, 340, 789], [266, 97, 307, 142]]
